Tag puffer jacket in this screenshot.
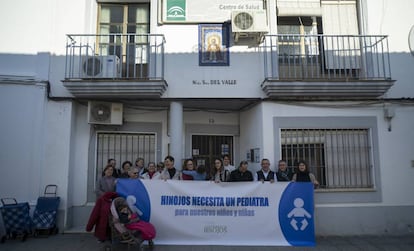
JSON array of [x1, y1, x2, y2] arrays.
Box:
[[86, 192, 118, 241]]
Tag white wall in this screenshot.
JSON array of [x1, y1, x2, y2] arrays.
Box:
[[43, 101, 73, 216], [239, 104, 263, 172], [0, 83, 47, 204], [68, 103, 90, 207], [363, 0, 414, 98], [184, 111, 239, 125], [0, 0, 97, 55], [377, 105, 414, 205], [161, 24, 265, 98], [364, 0, 414, 51], [261, 101, 414, 206], [1, 0, 413, 100]]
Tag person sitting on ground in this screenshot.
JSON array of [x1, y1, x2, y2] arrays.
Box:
[[229, 160, 253, 182]]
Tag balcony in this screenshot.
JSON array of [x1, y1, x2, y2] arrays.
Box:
[[261, 35, 394, 99], [62, 34, 167, 98]]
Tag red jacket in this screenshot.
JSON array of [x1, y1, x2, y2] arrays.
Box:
[[86, 192, 118, 241]]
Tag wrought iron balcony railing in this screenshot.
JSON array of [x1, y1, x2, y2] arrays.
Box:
[[263, 34, 391, 81], [65, 34, 165, 80]]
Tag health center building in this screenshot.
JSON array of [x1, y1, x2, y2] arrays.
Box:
[[0, 0, 414, 236]]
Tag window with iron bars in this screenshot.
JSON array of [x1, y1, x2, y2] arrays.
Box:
[[281, 129, 373, 189], [96, 132, 156, 181]]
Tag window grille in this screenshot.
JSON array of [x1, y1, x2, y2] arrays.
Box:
[[281, 129, 373, 189], [191, 135, 234, 172], [96, 132, 156, 180]]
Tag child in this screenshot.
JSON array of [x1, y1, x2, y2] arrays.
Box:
[[116, 200, 156, 243], [117, 204, 139, 224]]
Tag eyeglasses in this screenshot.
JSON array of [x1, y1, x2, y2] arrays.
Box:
[[133, 172, 138, 175]]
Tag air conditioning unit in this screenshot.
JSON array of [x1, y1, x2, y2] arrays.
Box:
[[231, 10, 269, 33], [88, 101, 123, 125], [81, 55, 120, 78]]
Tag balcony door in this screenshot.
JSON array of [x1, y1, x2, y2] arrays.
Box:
[[191, 135, 234, 179], [321, 0, 360, 76], [277, 16, 323, 79], [98, 3, 150, 78]]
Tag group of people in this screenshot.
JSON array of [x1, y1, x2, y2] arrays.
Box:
[[95, 158, 165, 198], [96, 155, 319, 198], [163, 155, 319, 187]]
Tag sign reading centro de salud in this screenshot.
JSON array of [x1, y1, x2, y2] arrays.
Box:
[[163, 0, 264, 23], [116, 179, 315, 246]]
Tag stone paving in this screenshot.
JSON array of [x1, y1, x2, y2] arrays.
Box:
[[1, 233, 414, 251]]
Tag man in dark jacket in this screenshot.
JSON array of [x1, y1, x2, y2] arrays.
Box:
[[254, 158, 276, 182], [229, 160, 253, 182]]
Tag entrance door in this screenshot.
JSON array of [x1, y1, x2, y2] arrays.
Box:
[[191, 135, 233, 178]]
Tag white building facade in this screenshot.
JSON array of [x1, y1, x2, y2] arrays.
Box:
[[0, 0, 414, 236]]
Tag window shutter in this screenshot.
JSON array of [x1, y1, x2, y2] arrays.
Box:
[[321, 0, 358, 35], [321, 0, 360, 70], [277, 0, 322, 16]]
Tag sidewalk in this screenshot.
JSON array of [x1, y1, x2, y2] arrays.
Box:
[[1, 233, 413, 251]]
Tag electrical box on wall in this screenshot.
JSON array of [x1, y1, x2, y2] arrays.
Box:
[[248, 148, 260, 163]]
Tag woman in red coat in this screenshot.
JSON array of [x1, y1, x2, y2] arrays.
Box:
[[86, 192, 118, 242]]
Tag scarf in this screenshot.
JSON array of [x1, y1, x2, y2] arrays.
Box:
[[277, 170, 290, 181]]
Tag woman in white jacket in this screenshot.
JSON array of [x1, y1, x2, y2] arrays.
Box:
[[141, 162, 161, 180]]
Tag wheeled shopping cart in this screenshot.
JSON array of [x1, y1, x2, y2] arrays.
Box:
[[0, 198, 32, 243], [32, 185, 60, 237]]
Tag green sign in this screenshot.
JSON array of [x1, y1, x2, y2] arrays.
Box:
[[166, 0, 186, 21]]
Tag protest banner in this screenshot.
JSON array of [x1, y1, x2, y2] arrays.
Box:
[[116, 179, 315, 246]]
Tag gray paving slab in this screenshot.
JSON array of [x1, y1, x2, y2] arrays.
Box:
[[0, 233, 413, 251]]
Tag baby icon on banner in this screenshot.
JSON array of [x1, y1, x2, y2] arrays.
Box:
[[287, 198, 311, 231], [279, 183, 316, 246]]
